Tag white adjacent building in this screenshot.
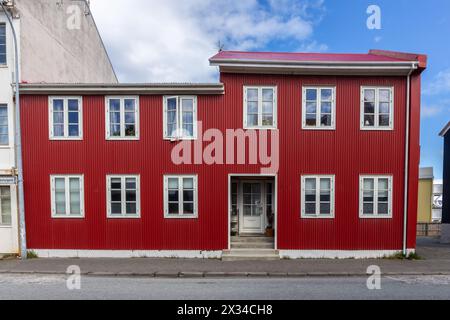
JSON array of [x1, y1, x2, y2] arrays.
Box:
[[0, 0, 117, 254]]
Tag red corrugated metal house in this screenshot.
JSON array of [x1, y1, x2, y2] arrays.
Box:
[[19, 50, 427, 259]]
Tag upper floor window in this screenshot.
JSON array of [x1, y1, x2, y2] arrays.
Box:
[[244, 86, 277, 129], [106, 96, 139, 140], [0, 104, 9, 145], [0, 24, 6, 65], [301, 175, 335, 218], [49, 97, 83, 140], [302, 87, 336, 130], [50, 175, 84, 218], [361, 87, 394, 130], [164, 175, 198, 218], [106, 175, 140, 218], [163, 96, 197, 140], [359, 175, 392, 218], [0, 186, 11, 226]]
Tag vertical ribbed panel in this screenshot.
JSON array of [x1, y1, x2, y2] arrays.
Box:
[[21, 72, 415, 251]]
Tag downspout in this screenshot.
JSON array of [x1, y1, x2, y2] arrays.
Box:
[[402, 63, 418, 256], [1, 2, 27, 259]]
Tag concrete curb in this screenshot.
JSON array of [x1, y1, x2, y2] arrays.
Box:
[[1, 270, 450, 278]]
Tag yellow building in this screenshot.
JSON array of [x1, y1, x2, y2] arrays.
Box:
[[418, 167, 434, 223]]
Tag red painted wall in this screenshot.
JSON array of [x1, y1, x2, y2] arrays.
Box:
[[20, 73, 419, 251]]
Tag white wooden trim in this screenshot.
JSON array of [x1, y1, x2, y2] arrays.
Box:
[[243, 86, 277, 130], [301, 86, 336, 130], [50, 175, 85, 218], [301, 175, 335, 219], [279, 249, 415, 260], [105, 96, 140, 140], [359, 175, 393, 219], [360, 86, 394, 130], [163, 175, 198, 219], [31, 249, 222, 259], [106, 175, 141, 219], [48, 96, 83, 140]]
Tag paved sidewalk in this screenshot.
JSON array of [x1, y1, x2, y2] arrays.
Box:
[[1, 238, 449, 278]]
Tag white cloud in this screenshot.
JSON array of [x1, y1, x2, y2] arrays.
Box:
[[90, 0, 326, 83], [424, 68, 450, 95], [422, 105, 445, 118]]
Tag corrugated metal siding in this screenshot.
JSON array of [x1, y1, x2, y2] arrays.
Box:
[[21, 72, 418, 251]]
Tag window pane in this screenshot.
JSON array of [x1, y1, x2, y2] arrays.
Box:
[[247, 114, 258, 126], [262, 89, 273, 101], [111, 178, 121, 189], [168, 178, 178, 189], [305, 178, 316, 190], [183, 178, 193, 189], [183, 190, 194, 202], [111, 203, 122, 215], [247, 89, 258, 101], [262, 102, 273, 114], [321, 102, 332, 114], [363, 203, 374, 214], [53, 124, 64, 137], [68, 112, 79, 124], [247, 101, 258, 113], [126, 190, 136, 202], [321, 89, 333, 101], [110, 124, 121, 136], [126, 203, 137, 215], [262, 115, 273, 126], [306, 89, 317, 101], [364, 179, 374, 190], [378, 203, 389, 214], [182, 124, 194, 137], [182, 112, 193, 124], [183, 202, 194, 214], [320, 203, 331, 215], [68, 99, 79, 111], [109, 99, 120, 111], [124, 99, 135, 111], [125, 125, 136, 136], [110, 112, 120, 124], [182, 99, 193, 112], [168, 190, 179, 202], [364, 102, 375, 114], [305, 113, 316, 126], [379, 115, 390, 127], [53, 100, 64, 111], [364, 115, 375, 126], [125, 112, 135, 124], [321, 114, 332, 126], [379, 89, 391, 102], [68, 125, 79, 137], [320, 178, 331, 190], [379, 102, 390, 114], [167, 98, 177, 111], [53, 112, 64, 124], [364, 89, 375, 102], [126, 178, 136, 189], [378, 178, 389, 190], [306, 102, 316, 114], [169, 203, 179, 214], [0, 186, 11, 225], [55, 178, 65, 191], [305, 203, 316, 215], [111, 190, 121, 202]]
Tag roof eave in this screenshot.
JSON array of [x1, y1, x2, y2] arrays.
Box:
[[439, 122, 450, 137], [19, 83, 225, 95]]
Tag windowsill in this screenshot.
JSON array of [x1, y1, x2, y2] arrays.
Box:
[[51, 216, 85, 219], [360, 127, 394, 131], [243, 126, 278, 131], [301, 215, 335, 219], [106, 137, 140, 141], [107, 215, 141, 219], [302, 127, 336, 131], [165, 215, 199, 219], [164, 136, 197, 141], [0, 64, 8, 69], [0, 145, 12, 149], [0, 225, 12, 228], [359, 215, 393, 219], [50, 138, 83, 141]]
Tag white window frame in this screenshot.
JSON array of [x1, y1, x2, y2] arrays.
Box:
[[164, 175, 198, 219], [105, 96, 140, 140], [49, 96, 83, 140], [243, 86, 277, 129], [163, 96, 198, 140], [301, 175, 335, 219], [359, 175, 393, 219], [360, 87, 394, 130], [106, 175, 141, 219], [302, 86, 336, 130], [50, 175, 85, 219]]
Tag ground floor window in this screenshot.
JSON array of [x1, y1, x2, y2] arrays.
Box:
[[0, 186, 11, 225], [301, 175, 335, 218], [107, 175, 140, 218], [359, 175, 393, 218], [50, 175, 84, 218], [164, 175, 198, 218]]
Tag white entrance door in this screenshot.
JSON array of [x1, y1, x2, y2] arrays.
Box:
[[240, 181, 265, 234]]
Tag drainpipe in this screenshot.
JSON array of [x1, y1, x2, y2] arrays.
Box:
[[402, 63, 418, 256], [1, 1, 27, 259]]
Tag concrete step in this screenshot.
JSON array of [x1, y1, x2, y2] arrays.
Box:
[[231, 242, 274, 249], [222, 249, 280, 261], [231, 236, 274, 243]]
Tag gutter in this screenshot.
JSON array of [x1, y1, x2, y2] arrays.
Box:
[[403, 63, 418, 256]]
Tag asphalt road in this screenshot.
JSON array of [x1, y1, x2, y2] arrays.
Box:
[[0, 274, 450, 300]]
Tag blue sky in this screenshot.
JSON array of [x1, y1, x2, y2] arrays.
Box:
[[91, 0, 449, 178]]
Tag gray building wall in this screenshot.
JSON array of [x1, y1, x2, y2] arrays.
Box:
[[16, 0, 117, 83]]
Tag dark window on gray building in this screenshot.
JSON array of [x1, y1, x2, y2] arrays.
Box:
[[0, 24, 5, 65], [0, 105, 9, 145]]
